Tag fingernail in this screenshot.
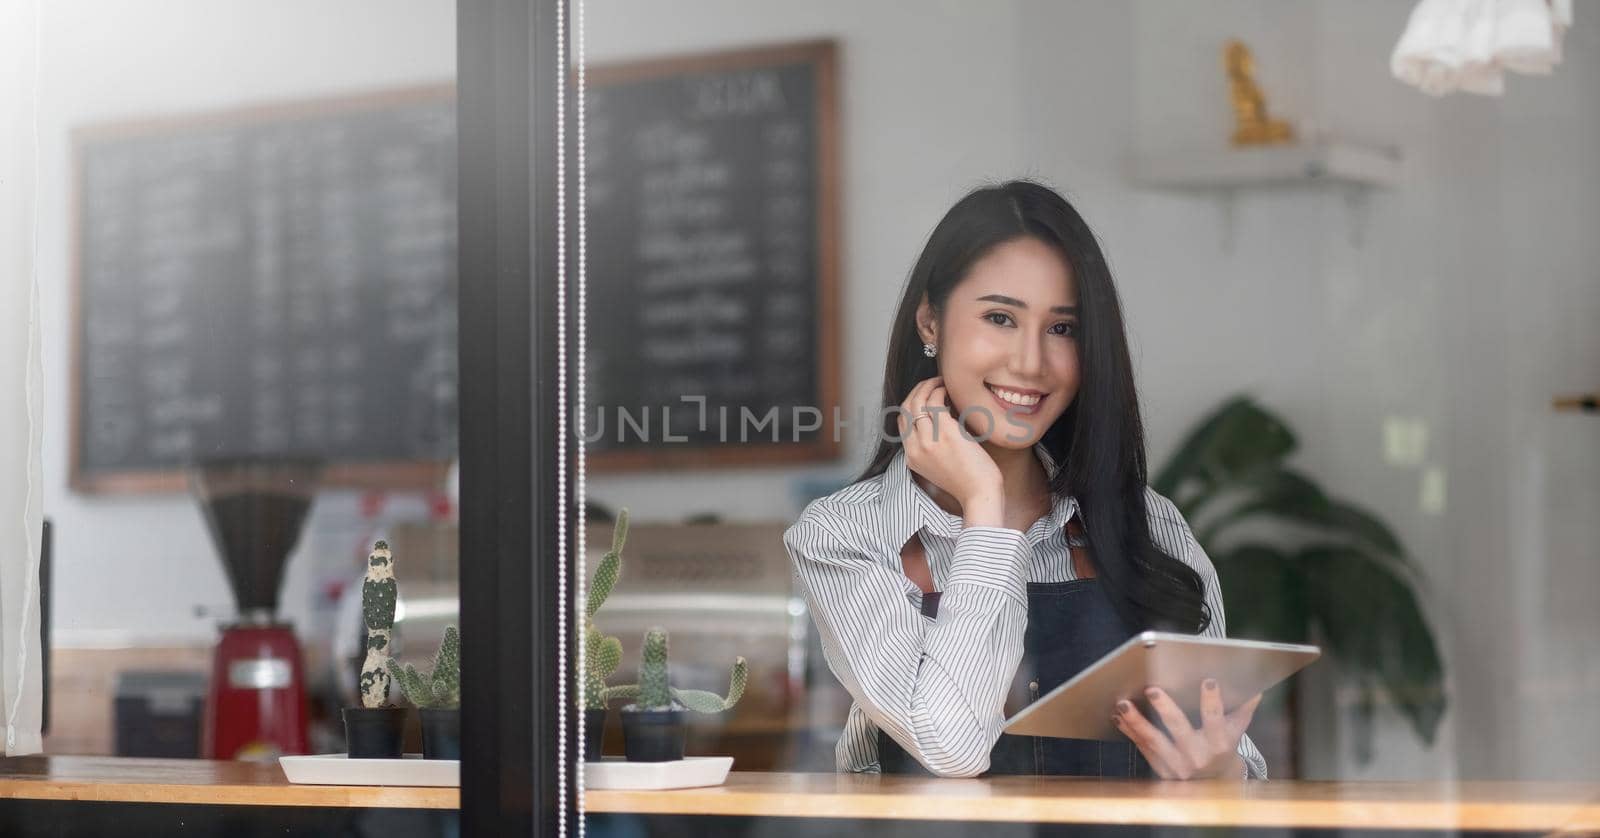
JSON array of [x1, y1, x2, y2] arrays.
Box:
[[1110, 715, 1122, 726], [1204, 679, 1218, 691], [1145, 687, 1160, 699], [1116, 700, 1132, 714]]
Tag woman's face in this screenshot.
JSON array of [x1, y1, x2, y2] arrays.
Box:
[[917, 236, 1080, 449]]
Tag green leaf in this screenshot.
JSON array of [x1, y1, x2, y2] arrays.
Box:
[[1197, 467, 1328, 546], [1152, 396, 1296, 514], [1153, 395, 1447, 760], [1297, 545, 1446, 746], [1319, 500, 1408, 562], [1211, 543, 1308, 644], [1198, 468, 1425, 584]]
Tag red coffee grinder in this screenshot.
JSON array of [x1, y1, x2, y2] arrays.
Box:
[[190, 458, 320, 761]]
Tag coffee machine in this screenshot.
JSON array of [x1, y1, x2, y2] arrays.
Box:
[[190, 458, 320, 761]]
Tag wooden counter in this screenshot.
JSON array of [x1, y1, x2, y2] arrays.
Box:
[[0, 756, 457, 809], [3, 758, 1598, 833], [586, 771, 1600, 833]]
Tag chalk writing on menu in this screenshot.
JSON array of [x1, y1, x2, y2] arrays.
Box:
[[585, 56, 830, 456], [74, 95, 458, 487]]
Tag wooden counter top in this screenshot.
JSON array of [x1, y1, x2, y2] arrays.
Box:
[[586, 771, 1600, 832], [3, 758, 1597, 832], [0, 756, 457, 809]]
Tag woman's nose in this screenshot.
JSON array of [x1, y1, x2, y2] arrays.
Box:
[[1009, 333, 1044, 376]]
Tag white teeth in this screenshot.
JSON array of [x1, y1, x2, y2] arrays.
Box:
[[989, 386, 1041, 406]]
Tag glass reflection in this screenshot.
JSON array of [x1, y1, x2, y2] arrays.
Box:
[[579, 0, 1600, 797]]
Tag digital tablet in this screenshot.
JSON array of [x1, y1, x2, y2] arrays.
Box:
[[1002, 632, 1320, 741]]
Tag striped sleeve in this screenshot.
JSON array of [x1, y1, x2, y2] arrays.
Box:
[[784, 500, 1031, 778], [1146, 488, 1271, 780]]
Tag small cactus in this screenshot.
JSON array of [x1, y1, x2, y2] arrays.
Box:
[[638, 628, 672, 710], [605, 625, 748, 715], [580, 510, 628, 710], [358, 541, 398, 709], [387, 624, 461, 709]]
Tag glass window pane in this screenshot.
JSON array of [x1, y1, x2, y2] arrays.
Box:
[[39, 0, 461, 783]]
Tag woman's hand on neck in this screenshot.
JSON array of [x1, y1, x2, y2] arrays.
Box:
[[917, 442, 1049, 532]]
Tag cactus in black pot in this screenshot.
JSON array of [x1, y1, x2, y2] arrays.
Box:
[[388, 625, 461, 759], [343, 540, 407, 758], [610, 627, 746, 762]]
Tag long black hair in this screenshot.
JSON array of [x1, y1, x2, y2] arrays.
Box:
[[858, 180, 1210, 634]]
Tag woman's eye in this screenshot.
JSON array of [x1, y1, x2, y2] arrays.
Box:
[[984, 312, 1015, 327], [1050, 321, 1076, 337]]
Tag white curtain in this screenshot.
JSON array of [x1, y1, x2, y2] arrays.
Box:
[[0, 0, 45, 757]]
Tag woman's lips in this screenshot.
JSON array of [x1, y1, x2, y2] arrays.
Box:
[[986, 383, 1046, 417]]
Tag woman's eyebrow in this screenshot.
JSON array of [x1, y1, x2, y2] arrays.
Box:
[[976, 293, 1078, 315]]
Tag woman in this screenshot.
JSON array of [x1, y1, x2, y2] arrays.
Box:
[[784, 180, 1266, 780]]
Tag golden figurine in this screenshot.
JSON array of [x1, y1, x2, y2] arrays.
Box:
[[1225, 39, 1295, 146]]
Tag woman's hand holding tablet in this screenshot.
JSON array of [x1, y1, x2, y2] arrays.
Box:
[[1002, 632, 1321, 778], [1113, 679, 1263, 780]]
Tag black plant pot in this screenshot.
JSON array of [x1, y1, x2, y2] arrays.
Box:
[[419, 708, 461, 760], [621, 708, 686, 762], [585, 708, 608, 762], [343, 706, 407, 759]]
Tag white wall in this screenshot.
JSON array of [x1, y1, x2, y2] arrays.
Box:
[[36, 0, 456, 647]]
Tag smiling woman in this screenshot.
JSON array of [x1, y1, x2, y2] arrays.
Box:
[[784, 181, 1266, 780]]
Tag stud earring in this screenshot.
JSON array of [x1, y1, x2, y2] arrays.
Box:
[[922, 342, 937, 358]]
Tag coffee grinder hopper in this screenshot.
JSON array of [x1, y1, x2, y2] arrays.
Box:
[[189, 458, 322, 621]]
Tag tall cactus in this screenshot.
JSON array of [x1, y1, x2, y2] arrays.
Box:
[[638, 628, 672, 710], [387, 624, 461, 709], [605, 625, 748, 714], [359, 540, 398, 709], [580, 510, 627, 710]]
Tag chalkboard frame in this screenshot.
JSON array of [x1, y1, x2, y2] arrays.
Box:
[[68, 83, 458, 494], [584, 39, 842, 473]]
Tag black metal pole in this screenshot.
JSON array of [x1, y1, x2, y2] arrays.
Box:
[[458, 0, 566, 834]]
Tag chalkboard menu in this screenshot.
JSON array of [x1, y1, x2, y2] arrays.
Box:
[[71, 87, 457, 492], [585, 41, 840, 471]]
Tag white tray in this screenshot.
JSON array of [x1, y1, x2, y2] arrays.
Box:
[[584, 756, 733, 790], [279, 753, 460, 787]]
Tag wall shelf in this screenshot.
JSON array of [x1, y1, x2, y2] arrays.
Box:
[[1128, 141, 1403, 249], [1130, 141, 1403, 190]]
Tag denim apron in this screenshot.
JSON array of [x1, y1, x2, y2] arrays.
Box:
[[877, 576, 1153, 777]]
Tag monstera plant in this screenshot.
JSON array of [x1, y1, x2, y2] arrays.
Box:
[[1153, 396, 1446, 765]]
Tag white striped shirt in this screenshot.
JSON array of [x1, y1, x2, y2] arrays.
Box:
[[783, 446, 1268, 779]]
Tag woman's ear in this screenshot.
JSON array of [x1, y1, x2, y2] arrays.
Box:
[[914, 296, 937, 346]]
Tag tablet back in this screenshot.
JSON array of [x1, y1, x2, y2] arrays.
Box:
[[1002, 632, 1320, 740]]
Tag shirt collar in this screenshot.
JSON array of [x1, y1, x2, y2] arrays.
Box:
[[882, 444, 1078, 544]]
